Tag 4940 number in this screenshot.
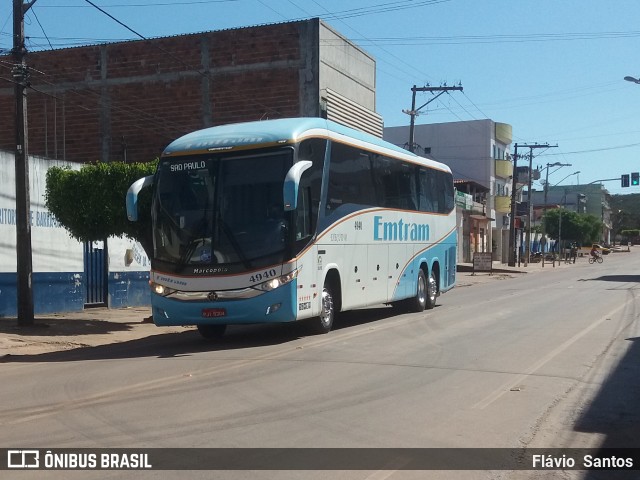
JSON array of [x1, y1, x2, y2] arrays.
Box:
[[250, 269, 277, 283]]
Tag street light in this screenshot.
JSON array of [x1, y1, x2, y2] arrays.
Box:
[[541, 162, 571, 267], [624, 76, 640, 84], [553, 170, 580, 187]]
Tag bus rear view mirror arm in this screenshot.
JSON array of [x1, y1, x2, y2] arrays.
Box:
[[126, 175, 154, 221], [283, 161, 312, 212]]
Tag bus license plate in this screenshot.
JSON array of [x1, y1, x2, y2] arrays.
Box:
[[202, 308, 226, 318]]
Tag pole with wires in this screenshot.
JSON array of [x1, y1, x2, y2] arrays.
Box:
[[13, 0, 37, 326], [403, 84, 463, 153]]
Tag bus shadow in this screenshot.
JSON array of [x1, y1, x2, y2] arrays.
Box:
[[333, 305, 405, 330], [574, 336, 640, 480], [1, 306, 408, 364], [0, 317, 137, 337], [578, 274, 640, 283]]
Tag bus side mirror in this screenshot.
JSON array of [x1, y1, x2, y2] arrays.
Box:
[[283, 161, 312, 212], [126, 175, 154, 221]]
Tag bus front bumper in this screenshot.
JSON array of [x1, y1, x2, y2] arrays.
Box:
[[150, 282, 297, 326]]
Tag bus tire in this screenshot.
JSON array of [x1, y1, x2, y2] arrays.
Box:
[[309, 284, 335, 334], [425, 269, 438, 310], [197, 324, 227, 340], [408, 269, 427, 312]]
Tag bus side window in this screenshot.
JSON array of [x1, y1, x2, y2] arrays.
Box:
[[374, 155, 418, 211], [296, 186, 312, 240], [418, 169, 434, 212], [297, 138, 326, 241], [326, 143, 376, 211], [442, 171, 455, 212]]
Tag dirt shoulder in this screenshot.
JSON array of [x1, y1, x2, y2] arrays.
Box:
[[0, 307, 191, 359]]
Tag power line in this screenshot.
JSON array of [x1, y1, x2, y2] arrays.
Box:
[[539, 142, 640, 156], [310, 0, 441, 83], [80, 0, 282, 119], [34, 0, 239, 7], [83, 0, 148, 41], [28, 4, 52, 49], [327, 30, 640, 46]]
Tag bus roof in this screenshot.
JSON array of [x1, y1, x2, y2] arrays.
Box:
[[162, 117, 451, 173]]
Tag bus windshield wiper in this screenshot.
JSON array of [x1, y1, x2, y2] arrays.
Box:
[[178, 235, 205, 267], [219, 218, 252, 270], [177, 215, 209, 267]]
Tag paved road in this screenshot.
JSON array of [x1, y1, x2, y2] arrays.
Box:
[[1, 252, 639, 480]]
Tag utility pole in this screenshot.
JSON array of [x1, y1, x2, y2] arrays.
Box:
[[519, 143, 557, 266], [507, 143, 557, 267], [403, 84, 463, 153], [508, 144, 519, 266], [13, 0, 37, 327], [540, 160, 570, 267]]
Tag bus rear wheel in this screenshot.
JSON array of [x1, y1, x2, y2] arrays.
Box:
[[197, 324, 227, 340], [408, 269, 427, 312], [425, 269, 437, 310], [309, 284, 335, 334]]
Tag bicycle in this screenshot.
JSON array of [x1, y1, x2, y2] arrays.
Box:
[[588, 255, 603, 264]]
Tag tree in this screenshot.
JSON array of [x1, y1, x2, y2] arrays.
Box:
[[621, 229, 640, 244], [542, 208, 601, 246], [45, 161, 157, 256]]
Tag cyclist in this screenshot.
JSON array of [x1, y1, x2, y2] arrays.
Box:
[[590, 245, 601, 260]]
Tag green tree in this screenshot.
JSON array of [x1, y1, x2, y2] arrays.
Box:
[[45, 161, 157, 256], [543, 208, 601, 246], [621, 229, 640, 244]]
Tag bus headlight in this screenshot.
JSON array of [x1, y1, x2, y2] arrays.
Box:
[[256, 270, 298, 292], [150, 281, 177, 297]]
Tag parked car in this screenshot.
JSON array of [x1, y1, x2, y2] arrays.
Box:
[[592, 243, 611, 255]]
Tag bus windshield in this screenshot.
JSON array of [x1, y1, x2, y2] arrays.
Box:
[[153, 148, 293, 273]]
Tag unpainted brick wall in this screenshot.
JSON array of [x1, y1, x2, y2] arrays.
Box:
[[0, 21, 315, 164]]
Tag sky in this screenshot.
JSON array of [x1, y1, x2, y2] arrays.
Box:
[[2, 0, 640, 195]]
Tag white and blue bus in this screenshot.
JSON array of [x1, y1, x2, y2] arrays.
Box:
[[127, 118, 457, 339]]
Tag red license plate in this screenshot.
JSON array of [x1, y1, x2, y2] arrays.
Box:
[[201, 308, 226, 318]]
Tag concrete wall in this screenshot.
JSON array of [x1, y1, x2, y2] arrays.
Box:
[[319, 22, 376, 110]]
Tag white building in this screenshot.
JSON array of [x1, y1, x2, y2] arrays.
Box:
[[384, 119, 513, 262], [0, 150, 150, 316]]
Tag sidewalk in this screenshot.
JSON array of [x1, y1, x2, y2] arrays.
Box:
[[0, 257, 581, 359], [456, 255, 578, 285], [0, 307, 189, 359]]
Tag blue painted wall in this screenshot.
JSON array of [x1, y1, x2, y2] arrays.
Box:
[[0, 271, 150, 317], [0, 272, 85, 317], [108, 271, 150, 308]]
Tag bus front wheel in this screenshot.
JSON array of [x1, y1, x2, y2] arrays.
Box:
[[309, 284, 335, 334], [197, 324, 227, 340]]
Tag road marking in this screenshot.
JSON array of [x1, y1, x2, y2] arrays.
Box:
[[472, 302, 628, 410]]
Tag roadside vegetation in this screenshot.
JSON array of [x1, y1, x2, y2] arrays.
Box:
[[45, 160, 157, 257]]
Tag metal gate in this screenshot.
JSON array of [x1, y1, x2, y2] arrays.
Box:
[[84, 240, 108, 307]]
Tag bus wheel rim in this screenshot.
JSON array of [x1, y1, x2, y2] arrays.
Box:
[[427, 273, 437, 301], [418, 274, 426, 305], [321, 288, 334, 326]]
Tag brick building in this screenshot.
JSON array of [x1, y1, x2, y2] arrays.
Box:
[[0, 18, 381, 165]]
